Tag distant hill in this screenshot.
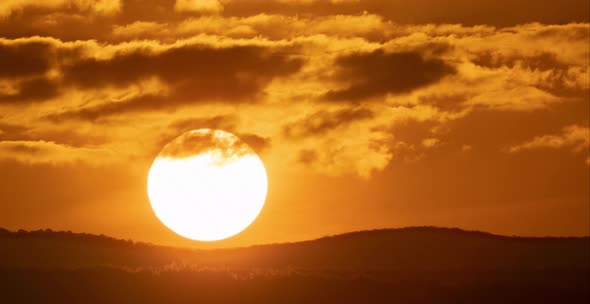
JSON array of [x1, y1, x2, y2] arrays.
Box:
[[1, 227, 588, 303], [1, 226, 588, 270]]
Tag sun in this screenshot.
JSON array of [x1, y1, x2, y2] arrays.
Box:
[[147, 129, 268, 241]]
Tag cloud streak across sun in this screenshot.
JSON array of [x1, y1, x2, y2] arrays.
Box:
[[158, 129, 256, 161]]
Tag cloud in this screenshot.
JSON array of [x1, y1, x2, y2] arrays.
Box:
[[278, 106, 393, 177], [157, 129, 256, 162], [55, 43, 302, 117], [0, 41, 53, 78], [167, 116, 270, 154], [296, 149, 318, 165], [323, 50, 455, 101], [0, 122, 27, 138], [0, 77, 60, 103], [0, 38, 75, 103], [112, 21, 169, 38], [238, 133, 271, 155], [0, 140, 112, 164], [465, 86, 562, 112], [62, 44, 301, 91], [169, 115, 237, 133], [2, 0, 586, 27], [0, 122, 107, 147], [284, 107, 374, 138], [169, 13, 392, 41], [0, 1, 587, 43], [0, 37, 303, 117], [0, 0, 121, 18], [174, 0, 223, 13], [472, 51, 569, 71], [300, 139, 391, 178], [421, 138, 440, 148], [509, 125, 589, 154], [222, 0, 589, 26], [470, 50, 589, 98]]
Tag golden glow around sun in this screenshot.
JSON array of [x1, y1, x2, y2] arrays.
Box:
[[147, 129, 268, 241]]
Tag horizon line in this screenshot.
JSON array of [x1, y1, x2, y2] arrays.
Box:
[[2, 225, 588, 251]]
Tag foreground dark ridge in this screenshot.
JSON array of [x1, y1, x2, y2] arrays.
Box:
[[1, 226, 588, 304], [1, 226, 588, 270], [2, 225, 587, 248]]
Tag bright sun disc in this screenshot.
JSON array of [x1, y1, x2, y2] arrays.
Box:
[[147, 129, 268, 241]]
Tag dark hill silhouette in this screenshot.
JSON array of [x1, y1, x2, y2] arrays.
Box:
[[1, 227, 588, 303]]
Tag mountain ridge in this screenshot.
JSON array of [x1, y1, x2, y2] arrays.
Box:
[[2, 225, 588, 251], [1, 226, 588, 271], [1, 226, 588, 303]]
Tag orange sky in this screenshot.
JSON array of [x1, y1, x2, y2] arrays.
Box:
[[0, 0, 588, 248]]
